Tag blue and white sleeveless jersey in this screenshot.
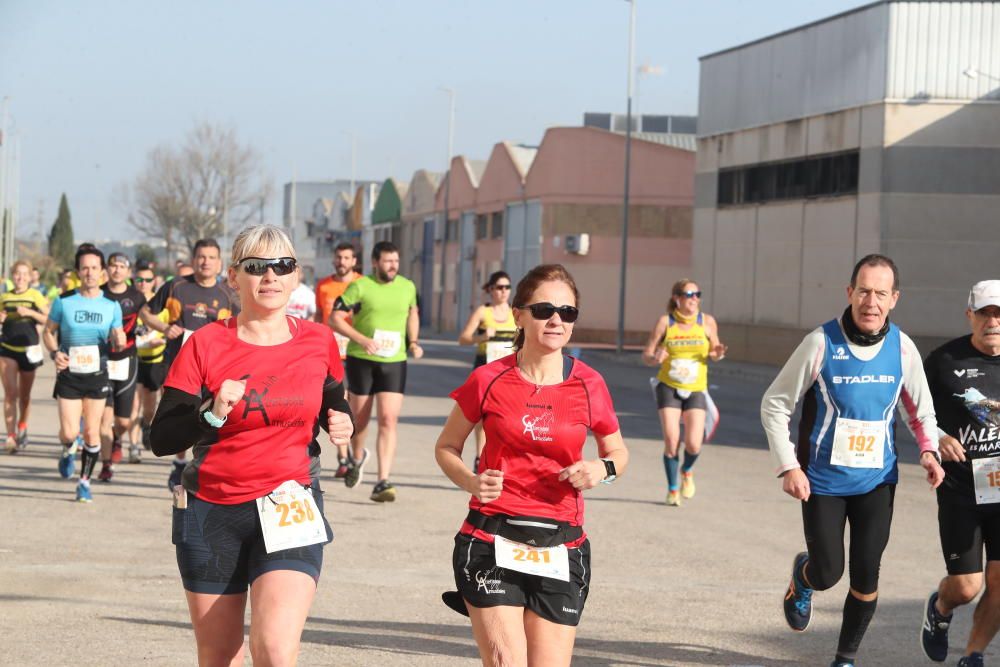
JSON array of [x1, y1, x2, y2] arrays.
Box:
[[799, 319, 903, 496]]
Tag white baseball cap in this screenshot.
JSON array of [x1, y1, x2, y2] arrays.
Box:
[[968, 280, 1000, 311]]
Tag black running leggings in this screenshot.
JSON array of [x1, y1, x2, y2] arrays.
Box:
[[801, 484, 895, 595]]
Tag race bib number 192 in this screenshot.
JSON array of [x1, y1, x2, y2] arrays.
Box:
[[830, 418, 885, 469]]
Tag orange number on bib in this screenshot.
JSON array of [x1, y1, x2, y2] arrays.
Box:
[[988, 471, 1000, 488], [277, 503, 291, 526]]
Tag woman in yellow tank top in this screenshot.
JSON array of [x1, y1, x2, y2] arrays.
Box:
[[0, 260, 50, 453], [458, 271, 517, 470], [642, 279, 726, 506]]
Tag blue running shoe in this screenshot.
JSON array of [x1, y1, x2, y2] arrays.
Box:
[[783, 551, 813, 632], [958, 653, 984, 667], [921, 591, 951, 662], [58, 442, 79, 479], [75, 481, 92, 503]]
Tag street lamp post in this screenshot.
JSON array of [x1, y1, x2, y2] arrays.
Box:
[[616, 0, 636, 353]]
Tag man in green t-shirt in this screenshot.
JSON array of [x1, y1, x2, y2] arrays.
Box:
[[333, 241, 422, 502]]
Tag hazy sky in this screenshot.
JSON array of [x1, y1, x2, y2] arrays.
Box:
[[1, 0, 864, 243]]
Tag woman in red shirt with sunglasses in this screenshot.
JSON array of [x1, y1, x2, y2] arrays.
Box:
[[436, 263, 629, 667], [152, 225, 353, 667]]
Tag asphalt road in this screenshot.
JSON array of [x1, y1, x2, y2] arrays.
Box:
[[0, 340, 980, 666]]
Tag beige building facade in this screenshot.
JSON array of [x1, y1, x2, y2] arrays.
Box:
[[694, 0, 1000, 364]]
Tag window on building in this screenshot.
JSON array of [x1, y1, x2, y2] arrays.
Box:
[[491, 212, 504, 239], [446, 219, 458, 242], [476, 214, 489, 240], [717, 150, 859, 206]]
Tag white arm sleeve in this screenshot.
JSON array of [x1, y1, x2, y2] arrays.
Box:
[[760, 328, 826, 475]]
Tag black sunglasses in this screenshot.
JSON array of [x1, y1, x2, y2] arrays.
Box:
[[492, 284, 512, 291], [238, 257, 297, 277], [678, 290, 701, 298], [522, 302, 579, 323]]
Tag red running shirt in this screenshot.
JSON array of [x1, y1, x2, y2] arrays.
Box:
[[164, 317, 344, 504], [450, 354, 620, 531]]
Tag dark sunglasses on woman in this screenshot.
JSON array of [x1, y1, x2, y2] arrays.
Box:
[[238, 257, 297, 277], [522, 302, 580, 323]]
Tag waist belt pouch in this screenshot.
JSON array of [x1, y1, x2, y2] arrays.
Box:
[[466, 510, 582, 548]]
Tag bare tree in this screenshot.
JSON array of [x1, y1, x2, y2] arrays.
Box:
[[120, 123, 272, 261]]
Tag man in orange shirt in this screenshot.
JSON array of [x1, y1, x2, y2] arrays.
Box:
[[315, 242, 361, 476]]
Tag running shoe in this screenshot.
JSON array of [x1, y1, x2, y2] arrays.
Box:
[[15, 427, 27, 450], [98, 462, 113, 483], [141, 423, 151, 450], [666, 490, 681, 506], [921, 591, 951, 662], [958, 653, 985, 667], [344, 448, 369, 489], [167, 461, 185, 491], [58, 441, 79, 479], [5, 435, 17, 454], [371, 479, 397, 503], [784, 551, 813, 632], [128, 445, 142, 464], [681, 471, 696, 499], [334, 457, 349, 479], [110, 437, 123, 464], [76, 481, 93, 503]]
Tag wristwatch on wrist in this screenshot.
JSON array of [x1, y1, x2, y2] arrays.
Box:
[[50, 350, 59, 361], [924, 450, 942, 465], [200, 407, 227, 429], [599, 458, 617, 484]]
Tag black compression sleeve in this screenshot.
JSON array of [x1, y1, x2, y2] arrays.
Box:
[[151, 386, 219, 456], [319, 376, 354, 436], [333, 296, 358, 314]]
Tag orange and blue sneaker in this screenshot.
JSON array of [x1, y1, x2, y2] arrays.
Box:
[[784, 551, 813, 632]]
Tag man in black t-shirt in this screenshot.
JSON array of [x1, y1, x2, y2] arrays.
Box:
[[97, 253, 147, 479], [139, 239, 239, 489], [921, 281, 1000, 667]]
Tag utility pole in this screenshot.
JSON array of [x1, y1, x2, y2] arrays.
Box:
[[616, 0, 636, 353]]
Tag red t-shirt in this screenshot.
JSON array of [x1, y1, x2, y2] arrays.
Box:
[[450, 355, 619, 538], [164, 317, 344, 504]]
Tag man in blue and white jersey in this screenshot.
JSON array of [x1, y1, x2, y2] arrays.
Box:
[[761, 254, 944, 667], [43, 244, 125, 503]]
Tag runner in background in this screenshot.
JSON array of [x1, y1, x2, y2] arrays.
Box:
[[140, 239, 239, 490], [43, 244, 125, 502], [97, 253, 146, 480], [457, 270, 516, 473], [132, 261, 167, 460], [0, 260, 49, 453], [316, 242, 361, 477], [332, 241, 421, 502], [285, 265, 316, 320], [642, 279, 726, 506]]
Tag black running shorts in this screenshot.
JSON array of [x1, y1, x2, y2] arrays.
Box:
[[655, 382, 707, 411], [0, 346, 42, 373], [173, 481, 332, 595], [452, 533, 591, 627], [137, 360, 167, 391], [53, 370, 110, 401], [345, 357, 407, 395], [105, 356, 138, 418], [937, 493, 1000, 575]]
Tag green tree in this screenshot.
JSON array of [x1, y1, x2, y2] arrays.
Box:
[[48, 193, 75, 268], [133, 243, 157, 266]]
